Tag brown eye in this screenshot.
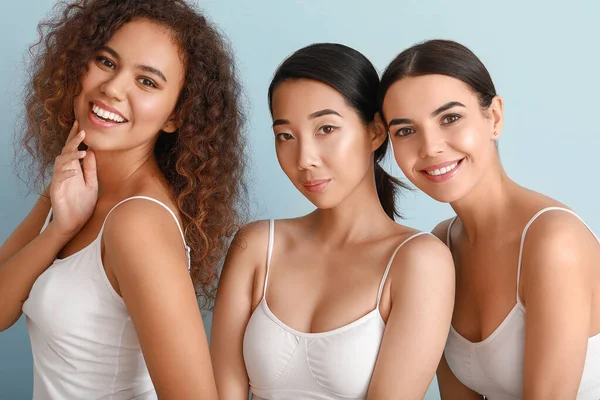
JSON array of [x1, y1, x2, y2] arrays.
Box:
[[96, 56, 116, 69], [395, 127, 415, 137], [276, 132, 294, 141], [138, 77, 157, 88], [317, 125, 336, 135], [442, 114, 461, 124]]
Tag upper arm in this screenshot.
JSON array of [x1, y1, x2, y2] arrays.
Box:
[[367, 234, 455, 400], [0, 194, 51, 264], [103, 201, 217, 400], [437, 355, 483, 400], [210, 220, 269, 399], [521, 212, 597, 399]]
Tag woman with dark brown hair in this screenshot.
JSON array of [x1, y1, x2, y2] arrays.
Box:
[[0, 0, 245, 398], [380, 39, 600, 400]]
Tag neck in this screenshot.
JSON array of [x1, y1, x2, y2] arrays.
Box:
[[94, 146, 157, 198], [450, 160, 521, 243], [310, 166, 394, 247]]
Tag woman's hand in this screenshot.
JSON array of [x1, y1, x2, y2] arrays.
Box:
[[49, 120, 98, 238]]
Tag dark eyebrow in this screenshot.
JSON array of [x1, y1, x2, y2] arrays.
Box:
[[309, 109, 342, 119], [388, 118, 412, 127], [388, 101, 467, 127], [98, 45, 167, 83], [137, 65, 167, 83], [431, 101, 465, 117], [99, 45, 120, 61], [272, 109, 341, 128], [272, 119, 290, 127]]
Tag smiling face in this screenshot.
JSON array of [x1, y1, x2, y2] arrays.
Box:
[[73, 18, 185, 153], [382, 74, 503, 203], [271, 79, 384, 210]]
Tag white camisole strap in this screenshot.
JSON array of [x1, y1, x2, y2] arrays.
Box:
[[263, 219, 275, 299], [262, 220, 432, 308], [101, 196, 191, 271], [516, 206, 599, 304], [375, 231, 432, 307], [446, 216, 458, 247], [40, 206, 53, 233]]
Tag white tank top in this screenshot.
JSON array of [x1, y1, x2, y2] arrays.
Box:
[[444, 207, 600, 400], [22, 196, 190, 400], [242, 219, 430, 399]]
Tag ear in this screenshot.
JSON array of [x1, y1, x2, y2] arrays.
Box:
[[161, 113, 179, 133], [370, 112, 388, 151], [489, 95, 504, 141]]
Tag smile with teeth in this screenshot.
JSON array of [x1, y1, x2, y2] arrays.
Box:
[[92, 104, 126, 123], [425, 160, 461, 176]]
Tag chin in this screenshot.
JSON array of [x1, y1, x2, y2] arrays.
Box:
[[418, 184, 467, 204], [426, 192, 458, 204], [404, 171, 466, 204], [303, 194, 341, 210]]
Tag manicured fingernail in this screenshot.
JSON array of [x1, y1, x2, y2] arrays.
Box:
[[79, 151, 86, 157]]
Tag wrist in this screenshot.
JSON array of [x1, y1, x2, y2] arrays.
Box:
[[43, 221, 77, 245]]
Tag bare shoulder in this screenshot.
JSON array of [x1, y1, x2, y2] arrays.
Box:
[[102, 198, 187, 263], [389, 231, 455, 283], [226, 219, 271, 265], [385, 231, 455, 313], [431, 217, 456, 244], [103, 197, 180, 236], [522, 208, 598, 271], [217, 219, 271, 308], [518, 206, 599, 313]]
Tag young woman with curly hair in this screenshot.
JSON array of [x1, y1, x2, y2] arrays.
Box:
[[0, 0, 245, 398]]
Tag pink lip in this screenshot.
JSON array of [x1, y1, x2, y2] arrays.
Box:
[[303, 179, 331, 193], [420, 158, 464, 183], [88, 101, 128, 129]]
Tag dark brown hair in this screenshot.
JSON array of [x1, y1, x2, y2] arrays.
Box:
[[378, 39, 497, 116], [268, 43, 408, 220], [18, 0, 247, 304]]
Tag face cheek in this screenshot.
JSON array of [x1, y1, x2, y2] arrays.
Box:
[[335, 128, 371, 177], [73, 68, 95, 122], [120, 90, 180, 150], [391, 139, 416, 181], [275, 143, 297, 183]]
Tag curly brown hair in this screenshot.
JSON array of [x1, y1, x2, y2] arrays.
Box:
[[17, 0, 247, 305]]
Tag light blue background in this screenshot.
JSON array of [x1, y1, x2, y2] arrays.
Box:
[[2, 1, 599, 398]]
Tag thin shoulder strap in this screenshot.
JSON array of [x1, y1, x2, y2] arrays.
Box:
[[376, 231, 432, 307], [515, 207, 598, 304], [40, 209, 53, 234], [102, 196, 191, 271], [262, 219, 275, 299], [446, 216, 458, 247]]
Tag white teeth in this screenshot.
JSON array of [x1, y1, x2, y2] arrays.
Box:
[[92, 104, 125, 123], [426, 161, 459, 176]]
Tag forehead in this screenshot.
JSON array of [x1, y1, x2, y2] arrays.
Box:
[[271, 79, 351, 118], [106, 19, 184, 82], [384, 74, 478, 116]]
